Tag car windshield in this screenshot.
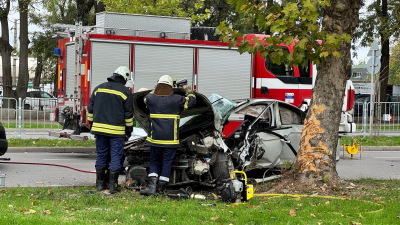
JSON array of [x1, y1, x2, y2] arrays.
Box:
[[180, 93, 237, 128], [355, 96, 370, 103]]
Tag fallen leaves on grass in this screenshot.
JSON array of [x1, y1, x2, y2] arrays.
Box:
[[160, 219, 166, 222], [210, 216, 220, 221], [141, 215, 145, 220], [350, 222, 362, 225], [289, 209, 296, 216], [24, 209, 36, 215], [43, 210, 52, 215], [310, 213, 316, 217]]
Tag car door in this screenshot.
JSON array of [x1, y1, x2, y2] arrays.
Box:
[[40, 92, 56, 109], [236, 102, 285, 170], [274, 103, 304, 163]]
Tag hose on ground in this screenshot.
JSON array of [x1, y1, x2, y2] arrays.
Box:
[[0, 161, 95, 173]]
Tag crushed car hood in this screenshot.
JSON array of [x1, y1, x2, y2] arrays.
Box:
[[132, 89, 231, 134]]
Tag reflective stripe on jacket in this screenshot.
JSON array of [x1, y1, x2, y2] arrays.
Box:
[[88, 79, 134, 137], [144, 92, 196, 148]]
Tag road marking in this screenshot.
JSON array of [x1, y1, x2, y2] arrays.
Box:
[[374, 157, 400, 158]]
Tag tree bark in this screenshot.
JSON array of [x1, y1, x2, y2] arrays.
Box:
[[94, 1, 105, 13], [76, 0, 94, 26], [291, 0, 361, 187], [379, 0, 389, 102], [0, 0, 15, 107], [53, 64, 58, 96], [17, 0, 31, 100], [33, 55, 42, 89]]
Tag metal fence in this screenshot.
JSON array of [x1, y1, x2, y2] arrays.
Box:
[[353, 101, 400, 134], [0, 97, 60, 137]]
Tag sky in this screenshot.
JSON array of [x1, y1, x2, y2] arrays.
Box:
[[2, 1, 373, 65]]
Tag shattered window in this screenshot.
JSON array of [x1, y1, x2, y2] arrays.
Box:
[[208, 93, 237, 124]]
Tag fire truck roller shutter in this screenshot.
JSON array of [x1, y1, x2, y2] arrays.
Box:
[[134, 45, 193, 91], [65, 44, 75, 99], [197, 48, 252, 100], [90, 42, 130, 94]]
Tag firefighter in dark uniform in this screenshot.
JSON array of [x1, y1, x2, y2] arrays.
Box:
[[88, 66, 134, 194], [140, 75, 196, 196]]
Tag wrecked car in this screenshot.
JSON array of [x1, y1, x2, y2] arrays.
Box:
[[0, 122, 7, 157], [124, 90, 339, 189]]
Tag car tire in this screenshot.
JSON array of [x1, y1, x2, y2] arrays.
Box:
[[24, 104, 32, 110], [212, 152, 231, 182]]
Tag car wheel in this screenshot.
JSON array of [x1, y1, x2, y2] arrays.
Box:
[[212, 152, 231, 182], [24, 104, 32, 110]]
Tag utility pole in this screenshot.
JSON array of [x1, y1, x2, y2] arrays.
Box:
[[11, 19, 18, 86]]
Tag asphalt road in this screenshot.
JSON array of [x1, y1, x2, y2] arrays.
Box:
[[336, 151, 400, 180], [0, 152, 117, 188], [0, 151, 399, 187]]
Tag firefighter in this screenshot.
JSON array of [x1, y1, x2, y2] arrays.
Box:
[[139, 75, 196, 196], [88, 66, 134, 194]]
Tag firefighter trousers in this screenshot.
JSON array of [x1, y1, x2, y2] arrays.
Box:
[[148, 147, 176, 182], [95, 135, 125, 171]]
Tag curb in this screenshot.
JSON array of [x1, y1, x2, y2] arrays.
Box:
[[8, 147, 96, 154]]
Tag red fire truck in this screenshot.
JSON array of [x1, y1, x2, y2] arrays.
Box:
[[52, 12, 354, 137]]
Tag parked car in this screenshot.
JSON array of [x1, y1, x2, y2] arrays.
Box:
[[353, 94, 393, 117], [0, 122, 8, 157], [123, 90, 341, 189], [24, 91, 57, 110]]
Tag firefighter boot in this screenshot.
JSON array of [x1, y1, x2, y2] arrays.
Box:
[[109, 170, 120, 194], [104, 169, 110, 189], [140, 177, 158, 196], [96, 169, 106, 191], [156, 181, 167, 194]]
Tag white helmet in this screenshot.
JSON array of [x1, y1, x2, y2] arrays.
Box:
[[158, 75, 173, 87], [114, 66, 131, 81]]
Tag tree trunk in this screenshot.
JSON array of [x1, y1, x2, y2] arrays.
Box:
[[76, 0, 94, 26], [291, 0, 361, 187], [93, 1, 105, 23], [0, 0, 16, 107], [53, 64, 58, 96], [94, 1, 105, 13], [33, 55, 42, 89], [379, 0, 389, 102], [17, 0, 31, 100]]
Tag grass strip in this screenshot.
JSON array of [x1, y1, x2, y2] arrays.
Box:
[[8, 138, 96, 147], [0, 179, 399, 224], [5, 136, 399, 147], [2, 123, 62, 129], [340, 135, 400, 146]]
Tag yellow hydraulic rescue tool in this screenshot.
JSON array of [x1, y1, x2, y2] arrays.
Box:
[[230, 171, 254, 202]]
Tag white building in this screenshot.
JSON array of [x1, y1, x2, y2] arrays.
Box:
[[0, 56, 37, 84]]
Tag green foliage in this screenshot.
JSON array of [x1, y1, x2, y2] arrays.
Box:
[[102, 0, 209, 25], [352, 1, 400, 49], [29, 0, 78, 84], [217, 0, 351, 67], [323, 175, 329, 183], [389, 40, 400, 84]]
